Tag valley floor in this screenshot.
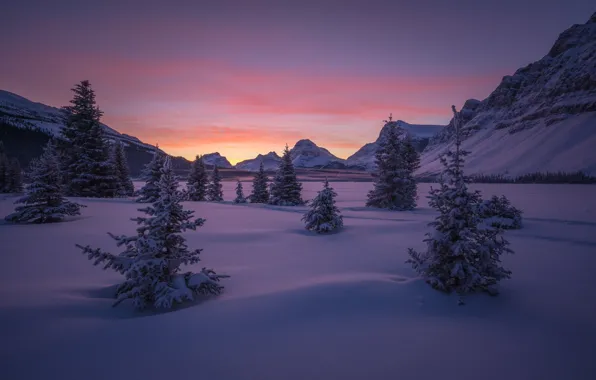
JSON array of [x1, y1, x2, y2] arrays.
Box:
[[1, 182, 595, 380]]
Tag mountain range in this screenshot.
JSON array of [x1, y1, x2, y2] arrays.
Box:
[[1, 12, 595, 177]]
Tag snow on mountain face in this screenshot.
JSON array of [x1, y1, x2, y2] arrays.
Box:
[[0, 90, 156, 151], [290, 139, 345, 168], [202, 152, 233, 168], [346, 120, 443, 171], [420, 13, 596, 177], [235, 151, 281, 171]]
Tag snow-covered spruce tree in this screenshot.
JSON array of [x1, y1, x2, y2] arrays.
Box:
[[5, 141, 84, 224], [477, 195, 523, 230], [302, 179, 343, 233], [186, 155, 208, 201], [111, 140, 135, 197], [269, 145, 305, 206], [406, 106, 513, 304], [250, 161, 269, 203], [366, 122, 417, 210], [76, 157, 227, 309], [207, 165, 223, 202], [60, 80, 117, 197], [136, 150, 166, 203], [234, 180, 247, 203]]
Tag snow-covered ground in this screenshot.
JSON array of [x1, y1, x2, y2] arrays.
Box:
[[1, 182, 595, 380]]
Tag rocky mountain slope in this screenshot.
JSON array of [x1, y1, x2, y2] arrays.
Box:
[[419, 12, 596, 177], [289, 139, 345, 168], [346, 120, 443, 171], [235, 151, 281, 171], [201, 152, 233, 168]]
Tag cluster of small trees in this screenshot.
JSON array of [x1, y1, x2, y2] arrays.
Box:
[[406, 106, 520, 304], [3, 81, 135, 224], [0, 141, 23, 193]]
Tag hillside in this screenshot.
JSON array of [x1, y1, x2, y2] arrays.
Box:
[[419, 13, 596, 177]]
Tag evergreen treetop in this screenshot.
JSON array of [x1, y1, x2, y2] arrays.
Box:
[[187, 155, 208, 201], [250, 161, 269, 203], [269, 145, 304, 206], [207, 165, 224, 202], [302, 179, 343, 233]]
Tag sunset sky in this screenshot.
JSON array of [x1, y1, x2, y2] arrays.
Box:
[[1, 0, 594, 164]]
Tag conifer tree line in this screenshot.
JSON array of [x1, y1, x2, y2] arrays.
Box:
[[0, 141, 24, 193]]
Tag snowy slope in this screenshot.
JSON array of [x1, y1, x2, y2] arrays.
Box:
[[235, 151, 281, 171], [346, 120, 443, 171], [0, 90, 156, 151], [420, 13, 596, 177], [1, 182, 595, 380], [290, 139, 345, 168], [202, 152, 233, 168]]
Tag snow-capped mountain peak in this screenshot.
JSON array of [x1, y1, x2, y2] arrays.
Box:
[[289, 139, 344, 168], [234, 151, 281, 171], [201, 152, 233, 168]]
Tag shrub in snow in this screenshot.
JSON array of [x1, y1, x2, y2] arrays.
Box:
[[234, 180, 247, 203], [366, 122, 418, 210], [207, 165, 224, 202], [77, 157, 227, 309], [269, 145, 305, 206], [186, 155, 208, 201], [137, 150, 166, 203], [111, 140, 135, 197], [5, 141, 84, 224], [302, 179, 343, 233], [59, 80, 118, 198], [407, 106, 513, 304], [476, 195, 523, 230], [249, 161, 269, 203]]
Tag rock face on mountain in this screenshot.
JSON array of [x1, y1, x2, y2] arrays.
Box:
[[290, 139, 345, 168], [0, 90, 189, 175], [235, 152, 281, 171], [202, 152, 233, 168], [346, 120, 443, 171], [420, 13, 596, 177]]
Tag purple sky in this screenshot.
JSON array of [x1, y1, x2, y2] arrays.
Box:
[[1, 0, 594, 162]]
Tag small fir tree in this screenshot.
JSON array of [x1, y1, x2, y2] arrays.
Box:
[[269, 145, 304, 206], [111, 140, 135, 197], [366, 121, 417, 210], [250, 161, 269, 203], [477, 195, 523, 230], [406, 106, 513, 304], [186, 155, 208, 201], [234, 180, 247, 203], [302, 179, 343, 233], [207, 165, 224, 202], [76, 157, 227, 309], [5, 141, 84, 224], [137, 150, 166, 203]]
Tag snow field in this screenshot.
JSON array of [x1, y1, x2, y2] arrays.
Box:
[[1, 182, 595, 380]]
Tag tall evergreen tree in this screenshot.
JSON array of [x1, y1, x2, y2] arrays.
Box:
[[6, 158, 23, 193], [366, 121, 417, 210], [110, 140, 135, 197], [250, 161, 269, 203], [137, 150, 166, 203], [5, 141, 84, 224], [269, 145, 304, 206], [59, 80, 117, 197], [302, 179, 343, 233], [186, 155, 208, 201], [406, 106, 513, 304], [77, 157, 226, 309], [207, 165, 224, 202], [234, 180, 247, 203]]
